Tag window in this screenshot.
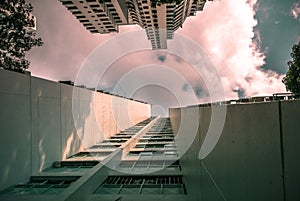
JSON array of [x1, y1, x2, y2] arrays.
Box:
[[165, 151, 177, 157], [119, 160, 180, 171], [103, 139, 127, 143], [144, 144, 164, 149], [140, 152, 152, 157], [95, 176, 186, 195], [165, 144, 176, 149], [83, 23, 93, 26], [2, 176, 80, 195], [62, 1, 73, 5], [86, 26, 96, 30], [111, 135, 131, 139], [97, 14, 107, 17], [92, 8, 102, 13], [69, 151, 111, 158], [67, 6, 78, 10], [127, 152, 140, 157], [79, 19, 89, 23], [90, 144, 118, 149], [72, 11, 82, 14], [76, 15, 86, 19]]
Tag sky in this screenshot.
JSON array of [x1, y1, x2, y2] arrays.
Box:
[[26, 0, 300, 109]]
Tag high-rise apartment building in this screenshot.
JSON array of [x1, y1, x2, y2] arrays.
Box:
[[59, 0, 211, 49], [95, 117, 186, 200], [1, 68, 300, 200], [60, 0, 128, 34], [126, 0, 208, 49], [1, 70, 300, 201], [0, 117, 187, 201]]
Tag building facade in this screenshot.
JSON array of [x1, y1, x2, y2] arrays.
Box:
[[1, 82, 300, 201], [59, 0, 211, 49], [0, 117, 187, 201]]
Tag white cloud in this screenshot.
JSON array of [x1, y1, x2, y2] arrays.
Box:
[[291, 2, 300, 20], [179, 0, 286, 99]]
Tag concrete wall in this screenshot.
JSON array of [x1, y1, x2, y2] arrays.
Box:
[[0, 69, 150, 191], [281, 100, 300, 200], [170, 100, 300, 201], [0, 70, 32, 193]]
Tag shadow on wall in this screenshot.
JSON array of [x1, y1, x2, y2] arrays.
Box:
[[0, 69, 151, 190], [0, 69, 94, 190], [61, 85, 93, 160], [0, 70, 32, 191]]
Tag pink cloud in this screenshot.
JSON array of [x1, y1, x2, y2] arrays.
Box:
[[27, 0, 286, 103], [179, 0, 286, 99], [291, 2, 300, 20]]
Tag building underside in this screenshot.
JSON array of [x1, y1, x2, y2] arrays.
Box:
[[59, 0, 211, 49]]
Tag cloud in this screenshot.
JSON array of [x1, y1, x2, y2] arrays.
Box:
[[194, 86, 203, 98], [291, 2, 300, 20], [252, 29, 264, 51], [182, 83, 190, 92], [157, 53, 166, 62], [233, 87, 246, 99], [181, 82, 209, 99], [182, 83, 209, 99], [27, 0, 287, 106], [179, 0, 286, 99]]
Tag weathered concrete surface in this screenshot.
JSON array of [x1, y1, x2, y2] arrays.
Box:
[[281, 100, 300, 200], [170, 100, 300, 201], [0, 70, 31, 193], [0, 69, 150, 191]]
